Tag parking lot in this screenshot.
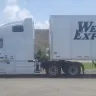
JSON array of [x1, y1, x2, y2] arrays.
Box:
[[0, 77, 96, 96]]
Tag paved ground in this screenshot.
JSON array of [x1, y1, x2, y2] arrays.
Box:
[[0, 78, 96, 96]]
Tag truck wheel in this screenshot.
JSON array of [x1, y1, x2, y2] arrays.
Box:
[[46, 64, 61, 77], [67, 65, 81, 77]]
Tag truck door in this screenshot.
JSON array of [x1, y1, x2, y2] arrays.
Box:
[[0, 37, 6, 74], [0, 36, 16, 74], [0, 37, 15, 74], [5, 36, 16, 74], [0, 37, 9, 74]]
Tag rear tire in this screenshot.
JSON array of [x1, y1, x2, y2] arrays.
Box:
[[67, 65, 81, 77], [46, 64, 61, 77]]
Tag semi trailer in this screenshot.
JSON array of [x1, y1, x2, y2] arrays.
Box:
[[0, 15, 96, 77]]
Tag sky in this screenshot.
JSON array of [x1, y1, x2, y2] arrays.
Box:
[[0, 0, 96, 29]]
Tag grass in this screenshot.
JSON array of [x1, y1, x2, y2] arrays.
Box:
[[83, 62, 96, 70]]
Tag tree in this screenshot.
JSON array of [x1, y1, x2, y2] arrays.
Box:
[[34, 49, 50, 61]]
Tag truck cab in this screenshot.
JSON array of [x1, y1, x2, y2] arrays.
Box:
[[0, 18, 35, 74]]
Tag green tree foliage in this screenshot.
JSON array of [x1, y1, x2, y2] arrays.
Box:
[[34, 49, 50, 61]]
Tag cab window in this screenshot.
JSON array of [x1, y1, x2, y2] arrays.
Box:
[[12, 25, 24, 32]]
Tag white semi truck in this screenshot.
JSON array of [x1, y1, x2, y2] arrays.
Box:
[[0, 15, 96, 77]]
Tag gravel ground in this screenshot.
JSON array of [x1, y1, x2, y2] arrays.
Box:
[[0, 78, 96, 96]]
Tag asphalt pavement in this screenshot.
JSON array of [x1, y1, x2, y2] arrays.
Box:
[[0, 78, 96, 96]]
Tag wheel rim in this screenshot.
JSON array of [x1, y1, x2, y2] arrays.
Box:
[[49, 66, 58, 76], [68, 66, 78, 76]]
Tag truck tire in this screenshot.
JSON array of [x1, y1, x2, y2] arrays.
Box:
[[46, 64, 61, 77], [67, 64, 81, 77]]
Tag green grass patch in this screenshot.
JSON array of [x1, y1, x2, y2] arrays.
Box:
[[83, 62, 96, 70]]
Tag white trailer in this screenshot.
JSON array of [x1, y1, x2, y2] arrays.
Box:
[[49, 15, 96, 61], [47, 15, 96, 76]]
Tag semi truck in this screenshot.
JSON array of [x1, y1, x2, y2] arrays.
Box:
[[0, 15, 96, 77]]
